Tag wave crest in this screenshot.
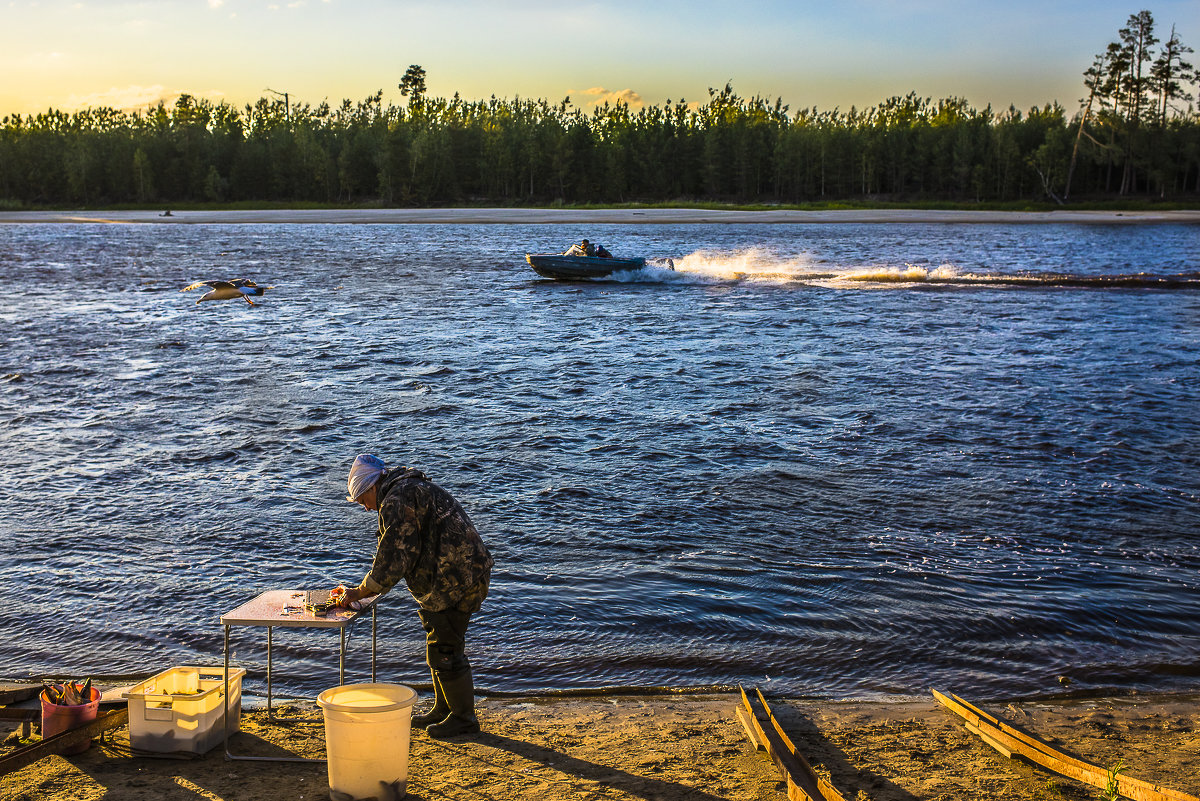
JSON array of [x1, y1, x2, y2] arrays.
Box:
[[607, 248, 1200, 290]]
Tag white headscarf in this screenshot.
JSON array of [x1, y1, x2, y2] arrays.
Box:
[[346, 453, 386, 502]]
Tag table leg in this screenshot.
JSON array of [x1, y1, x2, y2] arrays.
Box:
[[339, 627, 346, 685], [267, 625, 273, 719], [223, 624, 231, 760], [372, 605, 377, 682]]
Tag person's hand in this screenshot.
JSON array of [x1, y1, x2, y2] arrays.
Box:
[[331, 585, 374, 609], [330, 585, 353, 606]]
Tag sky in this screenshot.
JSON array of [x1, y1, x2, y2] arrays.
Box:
[[5, 0, 1200, 118]]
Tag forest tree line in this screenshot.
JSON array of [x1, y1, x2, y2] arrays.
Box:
[[1, 10, 1198, 208]]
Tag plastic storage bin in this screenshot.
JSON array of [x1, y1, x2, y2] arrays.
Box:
[[123, 666, 246, 754], [318, 683, 417, 800]]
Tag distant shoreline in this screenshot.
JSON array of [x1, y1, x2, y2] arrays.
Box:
[[2, 208, 1200, 225]]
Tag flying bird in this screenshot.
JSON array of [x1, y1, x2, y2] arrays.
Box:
[[181, 278, 272, 306]]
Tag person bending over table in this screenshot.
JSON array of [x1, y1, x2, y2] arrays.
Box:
[[334, 453, 493, 739]]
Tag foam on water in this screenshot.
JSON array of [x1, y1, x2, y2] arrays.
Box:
[[834, 263, 967, 283], [606, 247, 1200, 289], [612, 247, 830, 284]]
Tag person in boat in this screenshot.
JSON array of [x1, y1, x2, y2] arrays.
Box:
[[564, 238, 596, 257], [595, 244, 612, 258], [333, 454, 493, 739]]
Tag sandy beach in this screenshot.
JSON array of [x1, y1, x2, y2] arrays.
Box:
[[1, 208, 1199, 225], [1, 690, 1197, 801]]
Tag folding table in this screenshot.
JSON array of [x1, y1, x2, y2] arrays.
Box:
[[220, 589, 379, 763]]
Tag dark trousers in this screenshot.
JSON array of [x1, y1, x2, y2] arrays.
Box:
[[417, 607, 472, 679]]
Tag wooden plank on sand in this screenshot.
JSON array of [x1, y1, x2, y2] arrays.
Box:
[[0, 708, 39, 722], [737, 686, 847, 801], [0, 708, 128, 777], [735, 704, 764, 751], [754, 689, 848, 801], [0, 684, 42, 706], [933, 689, 1198, 801]]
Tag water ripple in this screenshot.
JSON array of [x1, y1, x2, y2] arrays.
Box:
[[0, 221, 1197, 700]]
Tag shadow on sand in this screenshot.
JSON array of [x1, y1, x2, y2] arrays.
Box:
[[408, 730, 732, 801], [759, 704, 921, 801]]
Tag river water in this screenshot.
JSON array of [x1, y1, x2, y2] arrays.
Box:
[[1, 221, 1198, 700]]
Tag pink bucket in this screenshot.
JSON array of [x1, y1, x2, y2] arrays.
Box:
[[40, 686, 102, 754]]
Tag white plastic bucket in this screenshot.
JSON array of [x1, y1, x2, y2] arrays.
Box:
[[317, 683, 418, 800]]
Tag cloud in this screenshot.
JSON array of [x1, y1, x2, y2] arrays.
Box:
[[61, 85, 225, 112], [575, 86, 644, 109], [208, 0, 224, 7]]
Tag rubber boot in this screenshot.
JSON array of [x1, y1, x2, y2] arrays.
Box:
[[410, 671, 450, 729], [425, 669, 480, 739]]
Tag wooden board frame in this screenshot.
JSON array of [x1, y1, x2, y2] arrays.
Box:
[[737, 686, 847, 801], [0, 685, 42, 706], [0, 708, 129, 777], [933, 689, 1198, 801]]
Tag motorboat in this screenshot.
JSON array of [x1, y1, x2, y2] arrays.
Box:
[[525, 254, 672, 280]]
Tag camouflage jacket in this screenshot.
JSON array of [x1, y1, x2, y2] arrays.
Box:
[[359, 468, 493, 613]]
